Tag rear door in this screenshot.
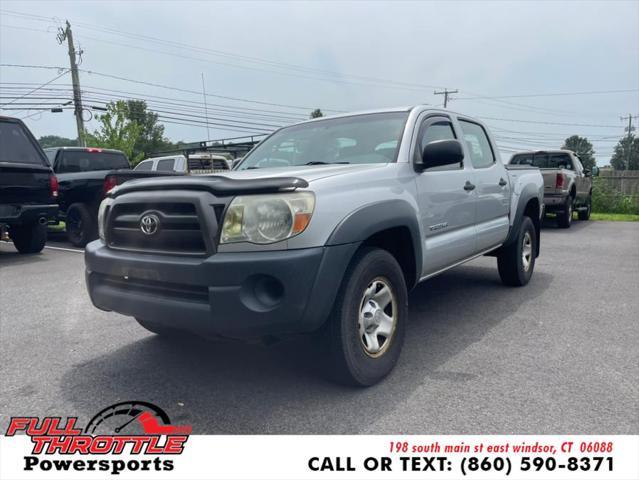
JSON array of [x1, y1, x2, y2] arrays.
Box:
[[414, 114, 477, 276], [457, 119, 510, 252], [571, 154, 589, 203], [0, 118, 53, 206]]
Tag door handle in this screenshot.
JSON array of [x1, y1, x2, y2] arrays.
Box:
[[499, 178, 507, 187], [463, 181, 476, 191]]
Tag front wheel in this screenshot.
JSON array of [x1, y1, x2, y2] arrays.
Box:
[[10, 222, 47, 254], [497, 216, 537, 287], [323, 247, 408, 387]]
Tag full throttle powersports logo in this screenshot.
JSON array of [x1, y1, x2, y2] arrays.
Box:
[[5, 401, 192, 475]]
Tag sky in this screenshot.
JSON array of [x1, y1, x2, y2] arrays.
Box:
[[1, 0, 638, 165]]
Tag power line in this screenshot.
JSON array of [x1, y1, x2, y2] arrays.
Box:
[[457, 89, 639, 100], [0, 69, 68, 108]]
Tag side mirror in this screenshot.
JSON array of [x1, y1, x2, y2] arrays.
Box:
[[584, 168, 591, 177], [232, 158, 242, 170], [591, 166, 599, 177], [417, 139, 464, 170]]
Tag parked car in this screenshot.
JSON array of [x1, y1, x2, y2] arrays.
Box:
[[0, 116, 58, 254], [509, 149, 594, 228], [44, 147, 182, 247], [85, 106, 544, 386], [134, 153, 232, 174]]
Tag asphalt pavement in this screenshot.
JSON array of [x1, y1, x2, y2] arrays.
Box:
[[1, 220, 637, 434]]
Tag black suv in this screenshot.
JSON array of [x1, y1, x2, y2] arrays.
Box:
[[0, 117, 58, 254]]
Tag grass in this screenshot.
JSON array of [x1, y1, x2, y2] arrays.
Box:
[[48, 221, 66, 232], [590, 213, 639, 222]]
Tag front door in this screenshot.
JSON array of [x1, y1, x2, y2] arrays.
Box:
[[414, 115, 477, 276]]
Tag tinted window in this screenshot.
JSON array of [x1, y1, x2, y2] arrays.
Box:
[[58, 150, 129, 173], [0, 122, 46, 165], [156, 159, 175, 171], [238, 112, 408, 169], [459, 120, 495, 168], [44, 149, 57, 165], [134, 160, 153, 171], [511, 152, 573, 169], [416, 120, 460, 170]]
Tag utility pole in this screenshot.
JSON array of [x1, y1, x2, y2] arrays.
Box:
[[620, 114, 637, 170], [57, 21, 85, 146], [201, 73, 211, 142], [434, 88, 458, 108]]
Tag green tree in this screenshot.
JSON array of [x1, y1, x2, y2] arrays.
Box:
[[561, 135, 596, 170], [610, 134, 639, 170], [310, 108, 324, 119], [123, 100, 172, 159], [38, 135, 77, 149], [84, 101, 144, 164]]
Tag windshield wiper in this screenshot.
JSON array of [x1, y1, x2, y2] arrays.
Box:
[[304, 161, 350, 166]]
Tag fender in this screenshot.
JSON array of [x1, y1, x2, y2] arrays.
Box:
[[326, 199, 423, 286], [503, 183, 542, 257]]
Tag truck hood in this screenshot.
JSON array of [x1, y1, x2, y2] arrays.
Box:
[[218, 163, 388, 183], [109, 163, 390, 197]]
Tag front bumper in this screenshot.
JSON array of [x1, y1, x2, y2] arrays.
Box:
[[0, 204, 58, 226], [85, 241, 358, 339]]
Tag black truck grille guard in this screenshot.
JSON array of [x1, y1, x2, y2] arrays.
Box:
[[105, 196, 224, 256]]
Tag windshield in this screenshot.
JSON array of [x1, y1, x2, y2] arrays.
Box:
[[57, 150, 130, 173], [237, 112, 408, 170], [510, 152, 573, 170]]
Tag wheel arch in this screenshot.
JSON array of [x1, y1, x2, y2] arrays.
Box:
[[502, 186, 542, 257], [326, 200, 422, 290]]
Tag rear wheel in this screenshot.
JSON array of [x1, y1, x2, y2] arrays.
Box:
[[323, 247, 407, 386], [578, 195, 592, 220], [557, 196, 573, 228], [497, 216, 536, 287], [66, 203, 97, 247], [10, 222, 47, 254]]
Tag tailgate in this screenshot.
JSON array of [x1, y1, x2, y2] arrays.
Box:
[[541, 169, 561, 194], [0, 163, 53, 205]]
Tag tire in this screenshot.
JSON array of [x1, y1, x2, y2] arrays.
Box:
[[66, 203, 97, 247], [10, 222, 47, 254], [135, 317, 181, 337], [497, 216, 537, 287], [578, 195, 592, 221], [557, 196, 573, 228], [323, 247, 408, 387]]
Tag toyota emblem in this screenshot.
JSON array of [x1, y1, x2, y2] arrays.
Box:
[[140, 213, 160, 235]]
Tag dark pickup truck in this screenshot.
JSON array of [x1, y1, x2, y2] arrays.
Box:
[[0, 117, 58, 254], [44, 147, 181, 247]]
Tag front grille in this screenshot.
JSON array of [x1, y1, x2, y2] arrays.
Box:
[[97, 273, 209, 303], [107, 202, 207, 255]]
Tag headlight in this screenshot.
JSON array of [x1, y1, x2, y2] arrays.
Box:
[[97, 198, 113, 242], [220, 192, 315, 244]]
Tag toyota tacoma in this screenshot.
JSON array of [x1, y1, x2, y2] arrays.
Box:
[[85, 106, 544, 386]]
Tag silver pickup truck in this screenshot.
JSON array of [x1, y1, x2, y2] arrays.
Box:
[[510, 149, 593, 228], [85, 106, 544, 386]]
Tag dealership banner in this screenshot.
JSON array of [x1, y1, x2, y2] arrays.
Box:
[[1, 433, 637, 479]]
